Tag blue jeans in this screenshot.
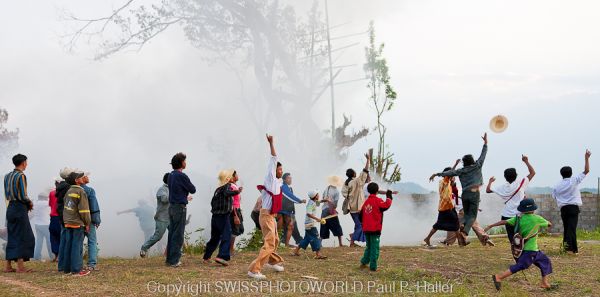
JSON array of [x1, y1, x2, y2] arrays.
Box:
[[49, 216, 61, 256], [351, 213, 366, 242], [166, 204, 186, 265], [58, 226, 67, 271], [85, 225, 98, 267], [63, 227, 85, 274], [141, 220, 169, 252], [34, 224, 51, 260], [203, 213, 232, 261], [298, 227, 321, 252]]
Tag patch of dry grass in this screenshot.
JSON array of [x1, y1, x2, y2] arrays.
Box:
[[0, 237, 598, 296]]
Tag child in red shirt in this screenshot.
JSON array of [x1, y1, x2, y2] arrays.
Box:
[[359, 183, 393, 271]]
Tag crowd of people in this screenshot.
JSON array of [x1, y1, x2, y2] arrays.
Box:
[[1, 133, 593, 292]]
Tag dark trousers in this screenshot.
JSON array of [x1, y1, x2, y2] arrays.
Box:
[[49, 216, 61, 256], [5, 202, 35, 261], [203, 213, 232, 261], [461, 191, 480, 235], [251, 210, 261, 230], [166, 204, 187, 265], [502, 216, 516, 244], [560, 205, 580, 253], [62, 227, 85, 274], [280, 213, 303, 245]]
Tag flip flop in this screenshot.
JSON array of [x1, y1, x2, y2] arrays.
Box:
[[491, 275, 501, 291], [543, 284, 559, 291], [290, 252, 300, 257], [16, 268, 34, 273], [314, 255, 328, 260]]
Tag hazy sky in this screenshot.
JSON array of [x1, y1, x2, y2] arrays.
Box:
[[1, 0, 599, 254]]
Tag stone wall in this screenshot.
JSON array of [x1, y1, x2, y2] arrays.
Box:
[[409, 193, 599, 233], [530, 194, 599, 233]]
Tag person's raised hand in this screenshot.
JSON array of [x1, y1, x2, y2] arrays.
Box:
[[489, 176, 496, 183], [266, 134, 274, 144], [522, 155, 529, 163], [454, 159, 461, 166], [482, 132, 488, 144], [429, 174, 436, 182], [585, 149, 592, 159]]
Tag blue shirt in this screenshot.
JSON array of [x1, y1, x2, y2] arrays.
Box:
[[82, 184, 101, 225], [168, 170, 196, 204], [280, 183, 303, 215]]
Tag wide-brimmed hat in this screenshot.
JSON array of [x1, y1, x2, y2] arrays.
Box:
[[217, 169, 235, 186], [307, 190, 319, 199], [517, 198, 538, 212], [490, 115, 509, 133], [59, 167, 74, 179], [327, 175, 343, 187]]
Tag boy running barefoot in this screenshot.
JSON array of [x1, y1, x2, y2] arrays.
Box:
[[485, 198, 554, 291], [292, 191, 327, 259]]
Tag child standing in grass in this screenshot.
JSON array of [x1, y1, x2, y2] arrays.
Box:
[[485, 198, 554, 291], [292, 191, 327, 259], [359, 183, 393, 272]]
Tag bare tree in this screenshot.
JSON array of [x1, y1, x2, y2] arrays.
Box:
[[62, 0, 368, 160], [364, 21, 400, 183], [0, 108, 19, 158]]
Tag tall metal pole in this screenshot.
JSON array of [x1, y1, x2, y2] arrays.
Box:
[[325, 0, 335, 141]]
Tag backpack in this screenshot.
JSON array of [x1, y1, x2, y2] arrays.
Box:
[[511, 216, 541, 260]]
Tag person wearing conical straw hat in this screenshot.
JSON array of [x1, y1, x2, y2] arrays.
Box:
[[320, 175, 345, 247], [202, 169, 242, 266]]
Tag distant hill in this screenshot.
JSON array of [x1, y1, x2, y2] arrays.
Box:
[[391, 182, 432, 195]]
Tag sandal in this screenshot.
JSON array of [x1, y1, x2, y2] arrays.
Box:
[[492, 275, 501, 291], [16, 268, 34, 273], [290, 252, 300, 256], [314, 255, 328, 260]]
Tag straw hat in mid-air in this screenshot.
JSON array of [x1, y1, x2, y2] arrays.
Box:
[[490, 115, 509, 133]]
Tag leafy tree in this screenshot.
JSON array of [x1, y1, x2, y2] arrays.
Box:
[[363, 21, 400, 183]]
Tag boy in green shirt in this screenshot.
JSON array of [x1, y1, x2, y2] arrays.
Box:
[[485, 198, 553, 291]]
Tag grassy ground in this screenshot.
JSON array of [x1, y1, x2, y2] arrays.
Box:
[[0, 236, 598, 296]]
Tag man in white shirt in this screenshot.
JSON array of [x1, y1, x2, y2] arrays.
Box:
[[30, 192, 52, 260], [486, 155, 536, 243], [248, 134, 284, 280], [552, 150, 591, 255]]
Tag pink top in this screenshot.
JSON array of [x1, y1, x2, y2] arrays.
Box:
[[231, 183, 241, 209]]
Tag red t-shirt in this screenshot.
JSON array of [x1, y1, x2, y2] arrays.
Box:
[[49, 190, 59, 217]]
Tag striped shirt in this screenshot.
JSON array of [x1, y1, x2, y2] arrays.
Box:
[[3, 169, 31, 204]]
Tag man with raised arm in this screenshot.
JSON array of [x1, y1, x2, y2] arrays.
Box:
[[430, 133, 488, 237], [248, 134, 285, 280], [487, 155, 536, 243], [552, 150, 592, 255]]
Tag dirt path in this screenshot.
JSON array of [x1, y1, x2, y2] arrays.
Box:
[[0, 275, 61, 296]]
